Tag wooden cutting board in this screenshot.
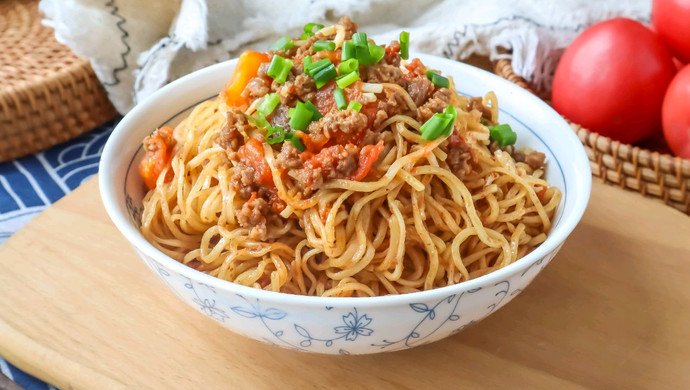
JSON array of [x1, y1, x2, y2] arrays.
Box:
[[1, 177, 689, 390]]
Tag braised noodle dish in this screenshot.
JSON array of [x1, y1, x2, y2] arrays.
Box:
[[137, 17, 562, 297]]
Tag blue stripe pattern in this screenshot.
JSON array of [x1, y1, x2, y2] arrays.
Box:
[[0, 119, 118, 389]]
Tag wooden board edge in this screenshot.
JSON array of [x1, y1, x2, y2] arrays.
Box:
[[0, 318, 126, 390]]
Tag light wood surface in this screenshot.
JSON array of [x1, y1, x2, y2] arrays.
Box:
[[1, 177, 689, 390]]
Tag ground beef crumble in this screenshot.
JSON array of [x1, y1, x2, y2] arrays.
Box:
[[417, 88, 452, 122], [275, 142, 303, 170], [513, 149, 546, 170], [293, 144, 359, 194], [363, 63, 405, 86], [307, 109, 368, 138], [373, 88, 410, 128], [406, 76, 434, 106], [218, 108, 249, 158], [467, 97, 492, 120], [236, 197, 269, 240], [446, 131, 474, 179]]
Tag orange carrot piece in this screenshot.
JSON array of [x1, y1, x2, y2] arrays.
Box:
[[138, 126, 176, 190], [222, 50, 270, 107], [349, 140, 384, 181]]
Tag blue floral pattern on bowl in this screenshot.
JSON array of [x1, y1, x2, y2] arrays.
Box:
[[132, 247, 560, 355]]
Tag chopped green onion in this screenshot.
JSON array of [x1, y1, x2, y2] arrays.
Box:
[[347, 101, 362, 112], [443, 105, 457, 137], [350, 32, 385, 65], [400, 31, 409, 60], [304, 23, 324, 34], [425, 70, 450, 88], [256, 93, 280, 118], [246, 114, 270, 130], [286, 132, 306, 151], [342, 41, 355, 61], [355, 46, 371, 64], [365, 43, 385, 64], [304, 101, 323, 120], [301, 32, 313, 40], [352, 32, 368, 47], [489, 124, 517, 146], [267, 55, 293, 84], [313, 41, 336, 52], [265, 126, 286, 145], [420, 104, 457, 140], [312, 63, 338, 88], [351, 42, 385, 66], [304, 58, 332, 76], [289, 102, 314, 131], [269, 36, 294, 52], [420, 114, 453, 141], [338, 58, 359, 75], [303, 56, 313, 69], [336, 71, 359, 89], [334, 88, 347, 110]]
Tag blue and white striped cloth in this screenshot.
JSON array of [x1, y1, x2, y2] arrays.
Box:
[[0, 120, 117, 389]]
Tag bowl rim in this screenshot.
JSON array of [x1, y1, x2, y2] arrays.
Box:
[[99, 53, 591, 308]]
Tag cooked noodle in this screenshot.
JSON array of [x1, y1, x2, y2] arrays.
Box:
[[139, 18, 561, 297]]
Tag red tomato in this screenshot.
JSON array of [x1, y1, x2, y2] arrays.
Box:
[[237, 138, 274, 187], [653, 0, 690, 63], [673, 57, 686, 71], [552, 18, 676, 144], [662, 65, 690, 158]]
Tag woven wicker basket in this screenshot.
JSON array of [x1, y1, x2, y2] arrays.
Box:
[[0, 0, 116, 162], [494, 58, 690, 215]]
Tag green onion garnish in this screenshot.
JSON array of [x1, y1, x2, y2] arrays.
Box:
[[247, 114, 270, 130], [285, 132, 306, 151], [354, 43, 385, 65], [304, 58, 332, 76], [342, 41, 355, 61], [347, 101, 362, 112], [304, 101, 323, 120], [267, 55, 293, 84], [352, 32, 368, 47], [336, 71, 359, 89], [312, 63, 338, 88], [420, 114, 453, 141], [265, 126, 285, 145], [304, 23, 324, 34], [303, 56, 313, 70], [344, 33, 384, 66], [442, 105, 457, 137], [400, 31, 409, 60], [365, 43, 385, 64], [269, 36, 294, 52], [289, 102, 314, 131], [301, 32, 312, 40], [338, 58, 359, 75], [489, 124, 517, 146], [313, 41, 336, 52], [425, 70, 450, 88], [256, 93, 280, 118], [334, 88, 347, 110], [420, 104, 457, 140]]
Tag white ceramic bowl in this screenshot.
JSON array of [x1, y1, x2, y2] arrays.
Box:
[[99, 54, 591, 355]]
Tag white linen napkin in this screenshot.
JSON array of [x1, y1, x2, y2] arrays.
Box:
[[40, 0, 650, 114]]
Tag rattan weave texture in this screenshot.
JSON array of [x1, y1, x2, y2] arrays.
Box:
[[0, 0, 116, 162]]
